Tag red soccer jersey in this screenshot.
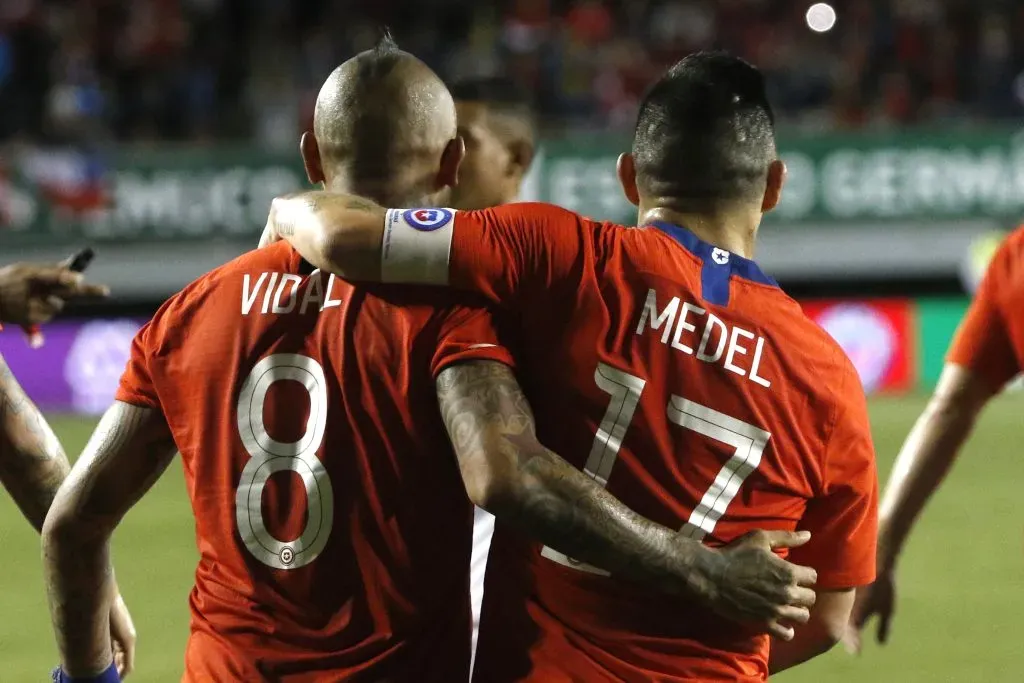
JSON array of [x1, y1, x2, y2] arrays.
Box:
[[381, 204, 879, 682], [947, 226, 1024, 389], [116, 241, 513, 682]]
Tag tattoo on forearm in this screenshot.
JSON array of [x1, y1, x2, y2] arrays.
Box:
[[44, 402, 176, 675], [274, 192, 382, 240], [436, 361, 692, 587], [0, 354, 69, 531], [274, 194, 322, 239]]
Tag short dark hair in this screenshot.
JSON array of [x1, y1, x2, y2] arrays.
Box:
[[450, 76, 535, 140], [632, 51, 776, 205]]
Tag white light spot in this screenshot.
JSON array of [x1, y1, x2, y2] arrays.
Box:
[[806, 3, 836, 33]]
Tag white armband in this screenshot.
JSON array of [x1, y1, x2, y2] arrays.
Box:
[[381, 208, 456, 285]]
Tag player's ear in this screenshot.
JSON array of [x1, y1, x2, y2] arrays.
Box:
[[300, 132, 326, 186], [505, 137, 535, 180], [761, 159, 787, 214], [437, 136, 466, 190], [617, 153, 640, 207]]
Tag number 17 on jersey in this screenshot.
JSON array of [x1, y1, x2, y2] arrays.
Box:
[[541, 363, 771, 575]]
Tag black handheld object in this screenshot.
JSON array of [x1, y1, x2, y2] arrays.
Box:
[[66, 247, 95, 273]]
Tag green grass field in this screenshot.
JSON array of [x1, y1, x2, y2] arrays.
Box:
[[1, 396, 1022, 682]]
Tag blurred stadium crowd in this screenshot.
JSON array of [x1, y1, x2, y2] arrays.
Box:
[[3, 0, 1024, 148]]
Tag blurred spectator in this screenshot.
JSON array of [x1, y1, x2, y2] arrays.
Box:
[[1, 0, 1024, 145]]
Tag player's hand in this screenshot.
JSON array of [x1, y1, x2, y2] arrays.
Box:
[[843, 568, 895, 654], [704, 529, 818, 641], [0, 262, 109, 326], [259, 197, 291, 248], [109, 592, 137, 677], [258, 218, 280, 249]]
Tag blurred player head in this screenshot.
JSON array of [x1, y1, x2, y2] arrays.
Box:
[[301, 33, 463, 207], [618, 52, 786, 236], [449, 76, 535, 210]]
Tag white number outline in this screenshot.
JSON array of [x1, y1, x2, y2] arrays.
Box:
[[235, 353, 334, 570], [541, 363, 771, 574]]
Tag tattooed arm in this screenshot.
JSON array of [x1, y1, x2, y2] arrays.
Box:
[[436, 360, 819, 639], [43, 401, 177, 676], [0, 353, 69, 531]]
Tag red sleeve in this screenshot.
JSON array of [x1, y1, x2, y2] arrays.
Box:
[[448, 203, 587, 306], [380, 203, 588, 307], [430, 304, 516, 378], [114, 320, 161, 409], [788, 368, 879, 589], [947, 235, 1020, 390]]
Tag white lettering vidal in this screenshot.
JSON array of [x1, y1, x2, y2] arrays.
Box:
[[241, 273, 268, 315], [724, 326, 756, 377], [671, 302, 704, 354], [636, 288, 679, 344], [299, 271, 325, 314], [323, 274, 343, 310], [260, 273, 279, 314], [750, 337, 772, 388], [696, 313, 728, 362], [272, 274, 302, 314]]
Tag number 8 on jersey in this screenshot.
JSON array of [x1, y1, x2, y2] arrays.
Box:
[[235, 353, 334, 570]]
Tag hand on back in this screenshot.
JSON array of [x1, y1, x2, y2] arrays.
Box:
[[694, 529, 818, 641]]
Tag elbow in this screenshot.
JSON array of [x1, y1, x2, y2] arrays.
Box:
[[312, 229, 346, 276], [809, 608, 850, 657], [810, 588, 857, 655], [462, 467, 518, 514], [458, 453, 522, 515], [314, 219, 380, 282], [819, 618, 846, 652], [41, 499, 107, 553], [41, 505, 77, 554]]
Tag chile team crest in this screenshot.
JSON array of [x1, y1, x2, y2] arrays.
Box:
[[403, 208, 454, 232]]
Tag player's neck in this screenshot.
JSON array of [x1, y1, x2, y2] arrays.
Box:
[[638, 205, 757, 259], [324, 175, 432, 208]]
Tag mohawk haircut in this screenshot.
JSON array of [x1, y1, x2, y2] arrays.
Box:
[[450, 76, 536, 141], [375, 28, 399, 54], [632, 51, 776, 206], [352, 29, 403, 84]]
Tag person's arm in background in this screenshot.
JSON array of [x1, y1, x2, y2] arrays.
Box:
[[0, 353, 69, 531], [770, 367, 879, 674], [843, 365, 994, 653], [0, 260, 135, 677], [876, 367, 995, 563], [437, 360, 819, 641], [0, 259, 110, 529], [43, 402, 177, 679], [847, 232, 1019, 650]]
